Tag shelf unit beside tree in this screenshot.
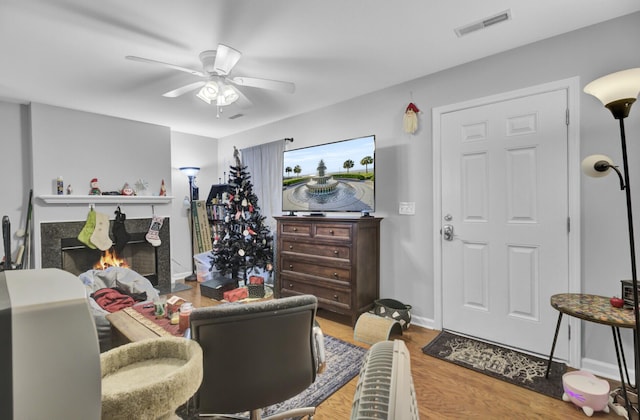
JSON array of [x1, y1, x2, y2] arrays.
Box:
[[206, 183, 230, 246]]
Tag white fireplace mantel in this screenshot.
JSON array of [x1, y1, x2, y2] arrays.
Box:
[[38, 195, 174, 205]]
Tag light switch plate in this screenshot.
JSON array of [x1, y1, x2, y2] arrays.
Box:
[[399, 202, 415, 215]]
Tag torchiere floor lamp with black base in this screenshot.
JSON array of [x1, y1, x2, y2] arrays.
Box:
[[582, 68, 640, 418], [180, 166, 200, 282]]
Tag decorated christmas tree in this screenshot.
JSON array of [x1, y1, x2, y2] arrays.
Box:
[[210, 147, 274, 280]]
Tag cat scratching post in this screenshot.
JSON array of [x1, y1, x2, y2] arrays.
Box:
[[354, 312, 403, 345]]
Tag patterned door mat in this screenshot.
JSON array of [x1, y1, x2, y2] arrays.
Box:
[[422, 330, 566, 400]]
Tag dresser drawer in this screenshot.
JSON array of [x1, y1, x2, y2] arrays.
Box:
[[314, 224, 352, 241], [280, 221, 312, 237], [281, 257, 351, 282], [281, 279, 351, 309], [281, 240, 351, 260]]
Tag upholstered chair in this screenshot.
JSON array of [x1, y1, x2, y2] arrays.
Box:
[[189, 294, 323, 420]]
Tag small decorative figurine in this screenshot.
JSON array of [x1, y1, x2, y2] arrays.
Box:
[[89, 178, 101, 195], [66, 185, 73, 195], [159, 179, 167, 196], [233, 146, 242, 167], [121, 182, 135, 196]]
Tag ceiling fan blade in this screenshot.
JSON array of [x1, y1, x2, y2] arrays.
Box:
[[126, 55, 205, 77], [230, 85, 253, 109], [162, 81, 206, 98], [213, 44, 242, 76], [229, 76, 295, 94]]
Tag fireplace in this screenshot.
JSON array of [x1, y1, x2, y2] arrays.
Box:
[[40, 218, 171, 294]]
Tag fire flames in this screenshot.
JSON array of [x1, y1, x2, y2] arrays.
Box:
[[94, 249, 129, 270]]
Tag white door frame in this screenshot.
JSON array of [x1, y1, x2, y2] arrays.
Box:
[[432, 77, 582, 368]]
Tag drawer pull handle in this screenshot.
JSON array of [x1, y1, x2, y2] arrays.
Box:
[[333, 250, 339, 255], [333, 272, 338, 278], [333, 294, 339, 300], [289, 245, 293, 249], [289, 283, 293, 288], [289, 264, 293, 269], [329, 229, 334, 234], [292, 227, 298, 232]]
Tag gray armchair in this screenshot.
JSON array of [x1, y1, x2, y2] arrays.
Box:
[[189, 294, 323, 419]]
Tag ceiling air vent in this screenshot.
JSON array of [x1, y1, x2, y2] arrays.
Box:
[[228, 113, 244, 119], [455, 9, 511, 37]]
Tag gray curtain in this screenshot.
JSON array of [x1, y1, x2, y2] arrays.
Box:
[[241, 141, 284, 284], [241, 140, 284, 229]]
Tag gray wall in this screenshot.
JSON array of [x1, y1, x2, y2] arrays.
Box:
[[0, 102, 219, 282], [0, 11, 638, 376], [0, 101, 31, 266], [217, 12, 640, 374], [170, 131, 219, 277]]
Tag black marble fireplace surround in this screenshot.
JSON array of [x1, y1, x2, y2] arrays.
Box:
[[40, 218, 171, 294]]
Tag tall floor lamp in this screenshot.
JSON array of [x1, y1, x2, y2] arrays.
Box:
[[582, 68, 640, 415], [180, 166, 200, 282]]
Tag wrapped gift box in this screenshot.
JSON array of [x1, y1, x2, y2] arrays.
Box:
[[200, 273, 237, 300], [249, 275, 264, 285], [224, 287, 248, 302], [248, 284, 265, 298]]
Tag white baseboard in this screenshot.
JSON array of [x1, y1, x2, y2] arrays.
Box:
[[172, 271, 191, 284], [411, 315, 436, 331], [581, 357, 631, 382]]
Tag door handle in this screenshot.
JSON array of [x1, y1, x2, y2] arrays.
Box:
[[442, 224, 454, 241]]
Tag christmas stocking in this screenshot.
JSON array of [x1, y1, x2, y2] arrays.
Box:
[[146, 215, 164, 247], [112, 207, 131, 255], [77, 209, 97, 249], [90, 211, 113, 251]]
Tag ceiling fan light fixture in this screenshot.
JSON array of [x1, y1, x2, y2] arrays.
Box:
[[216, 84, 240, 106], [196, 81, 219, 104]]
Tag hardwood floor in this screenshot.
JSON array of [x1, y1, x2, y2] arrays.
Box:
[[172, 285, 618, 419], [314, 309, 618, 420]]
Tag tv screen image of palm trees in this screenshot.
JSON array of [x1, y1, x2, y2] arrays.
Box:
[[282, 135, 375, 212]]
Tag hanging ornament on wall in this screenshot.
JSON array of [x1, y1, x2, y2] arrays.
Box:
[[403, 102, 421, 134]]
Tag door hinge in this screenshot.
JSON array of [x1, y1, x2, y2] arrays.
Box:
[[568, 324, 571, 340], [566, 108, 570, 126], [567, 217, 570, 233]]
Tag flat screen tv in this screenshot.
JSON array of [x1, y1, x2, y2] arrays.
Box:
[[282, 135, 375, 215]]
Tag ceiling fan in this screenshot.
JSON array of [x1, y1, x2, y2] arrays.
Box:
[[126, 43, 295, 108]]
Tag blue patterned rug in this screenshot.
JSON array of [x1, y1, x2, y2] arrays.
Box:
[[262, 335, 367, 417], [180, 335, 367, 419]]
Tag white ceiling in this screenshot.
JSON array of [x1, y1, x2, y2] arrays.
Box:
[[1, 0, 639, 139]]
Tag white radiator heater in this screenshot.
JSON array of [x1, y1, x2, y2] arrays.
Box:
[[351, 339, 420, 419]]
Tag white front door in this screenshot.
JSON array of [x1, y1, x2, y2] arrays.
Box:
[[438, 87, 570, 359]]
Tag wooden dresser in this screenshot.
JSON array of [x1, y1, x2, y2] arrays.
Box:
[[275, 216, 382, 325]]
